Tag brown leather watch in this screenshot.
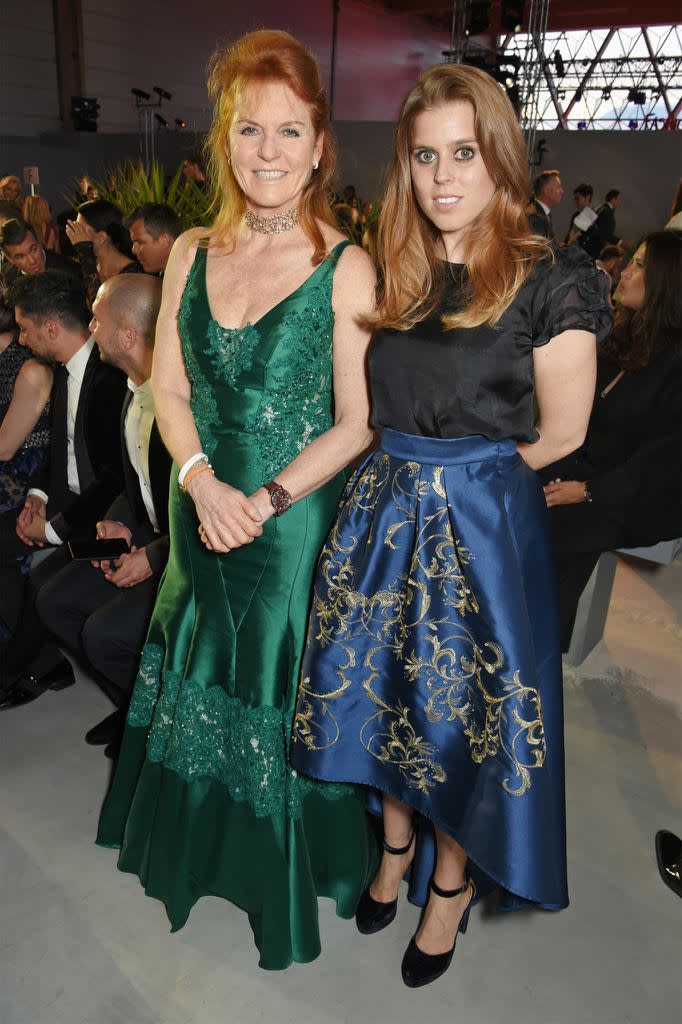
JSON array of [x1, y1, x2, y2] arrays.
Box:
[[264, 480, 292, 516]]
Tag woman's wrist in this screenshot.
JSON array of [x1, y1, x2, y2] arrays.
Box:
[[184, 465, 215, 498], [252, 486, 276, 521]]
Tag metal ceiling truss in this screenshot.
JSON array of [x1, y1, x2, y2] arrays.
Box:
[[500, 23, 682, 130]]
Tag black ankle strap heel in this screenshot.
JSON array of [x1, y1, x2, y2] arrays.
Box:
[[401, 875, 476, 988], [429, 877, 469, 899], [356, 830, 416, 935], [383, 831, 415, 856]]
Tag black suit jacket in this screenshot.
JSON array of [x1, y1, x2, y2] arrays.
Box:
[[105, 390, 172, 574], [541, 351, 682, 546], [528, 199, 554, 239], [595, 203, 618, 247], [36, 344, 127, 540], [0, 250, 81, 292]]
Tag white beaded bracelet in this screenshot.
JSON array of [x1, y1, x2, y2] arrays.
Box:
[[178, 452, 208, 487]]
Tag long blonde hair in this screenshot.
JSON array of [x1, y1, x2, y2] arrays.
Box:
[[377, 63, 552, 330], [204, 30, 337, 265], [23, 195, 54, 248]]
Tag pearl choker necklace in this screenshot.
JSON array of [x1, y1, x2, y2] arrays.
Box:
[[245, 207, 298, 235]]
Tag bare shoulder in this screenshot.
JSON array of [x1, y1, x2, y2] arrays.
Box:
[[16, 357, 53, 390], [172, 227, 205, 266], [333, 241, 376, 291]]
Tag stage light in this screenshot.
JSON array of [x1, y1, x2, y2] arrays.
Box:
[[465, 2, 491, 36], [175, 118, 187, 129], [154, 86, 172, 101], [71, 96, 100, 132], [131, 87, 151, 100], [154, 113, 168, 128], [500, 1, 524, 32], [627, 88, 647, 105]]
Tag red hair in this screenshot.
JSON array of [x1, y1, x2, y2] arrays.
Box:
[[205, 30, 336, 264]]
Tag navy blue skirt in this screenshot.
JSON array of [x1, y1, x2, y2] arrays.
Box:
[[291, 429, 568, 911]]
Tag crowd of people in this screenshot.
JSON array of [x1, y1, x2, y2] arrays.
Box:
[[1, 28, 680, 986]]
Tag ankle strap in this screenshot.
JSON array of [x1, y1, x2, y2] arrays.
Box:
[[430, 877, 469, 899], [383, 830, 415, 856]]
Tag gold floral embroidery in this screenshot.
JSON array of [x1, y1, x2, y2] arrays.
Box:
[[293, 456, 547, 797]]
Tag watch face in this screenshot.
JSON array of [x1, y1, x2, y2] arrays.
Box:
[[268, 484, 292, 515]]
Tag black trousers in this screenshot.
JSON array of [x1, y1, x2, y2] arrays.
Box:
[[36, 558, 161, 706], [547, 503, 627, 651], [0, 507, 67, 684]]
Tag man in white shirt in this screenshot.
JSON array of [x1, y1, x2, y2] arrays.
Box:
[[0, 272, 126, 707], [35, 276, 171, 754]]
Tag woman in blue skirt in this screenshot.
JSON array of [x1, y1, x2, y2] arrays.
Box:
[[291, 63, 611, 988]]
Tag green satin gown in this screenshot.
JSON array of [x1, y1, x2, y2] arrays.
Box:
[[96, 238, 377, 969]]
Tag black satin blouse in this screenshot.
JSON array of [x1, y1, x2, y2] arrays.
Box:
[[369, 246, 612, 443]]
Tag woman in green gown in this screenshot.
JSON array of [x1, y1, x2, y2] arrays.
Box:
[[96, 29, 378, 969]]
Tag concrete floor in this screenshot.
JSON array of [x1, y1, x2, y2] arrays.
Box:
[[1, 556, 680, 1024]]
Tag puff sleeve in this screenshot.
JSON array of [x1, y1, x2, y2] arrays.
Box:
[[531, 246, 612, 348]]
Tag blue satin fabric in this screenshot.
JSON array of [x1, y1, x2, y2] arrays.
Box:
[[292, 428, 568, 911]]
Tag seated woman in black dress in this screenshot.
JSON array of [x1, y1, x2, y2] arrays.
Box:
[[542, 229, 682, 650], [0, 292, 51, 639], [292, 63, 611, 988]]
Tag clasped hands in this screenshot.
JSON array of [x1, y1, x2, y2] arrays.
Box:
[[16, 494, 47, 546], [93, 520, 153, 588], [186, 472, 272, 553], [543, 479, 588, 508]]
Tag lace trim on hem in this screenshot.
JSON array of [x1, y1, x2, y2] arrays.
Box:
[[127, 642, 353, 819]]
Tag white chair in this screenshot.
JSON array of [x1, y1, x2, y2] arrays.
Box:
[[565, 538, 682, 666]]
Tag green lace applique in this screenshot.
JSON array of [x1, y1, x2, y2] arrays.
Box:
[[206, 320, 260, 389], [245, 279, 335, 481], [177, 253, 220, 459], [127, 643, 352, 819]]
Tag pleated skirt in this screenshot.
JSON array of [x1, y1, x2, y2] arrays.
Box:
[[291, 428, 568, 911]]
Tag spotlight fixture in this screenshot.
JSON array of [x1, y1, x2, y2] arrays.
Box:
[[576, 121, 587, 130], [627, 88, 647, 105], [154, 86, 172, 101], [628, 119, 639, 129], [154, 113, 168, 128], [601, 87, 612, 100], [174, 118, 187, 129], [500, 1, 524, 33], [131, 87, 151, 100], [465, 2, 491, 36]]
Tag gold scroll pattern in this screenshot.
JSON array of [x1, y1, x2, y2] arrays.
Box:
[[293, 456, 547, 797]]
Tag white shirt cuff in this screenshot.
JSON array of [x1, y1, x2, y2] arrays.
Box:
[[178, 452, 208, 487], [44, 521, 63, 546], [27, 488, 49, 504]]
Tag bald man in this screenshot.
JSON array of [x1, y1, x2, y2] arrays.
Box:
[[35, 276, 172, 753]]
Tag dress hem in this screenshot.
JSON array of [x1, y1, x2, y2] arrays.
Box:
[[290, 766, 568, 912], [95, 838, 357, 970]]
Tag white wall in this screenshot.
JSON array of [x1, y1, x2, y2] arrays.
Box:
[[1, 0, 61, 136]]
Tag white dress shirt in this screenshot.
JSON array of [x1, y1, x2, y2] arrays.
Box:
[[28, 336, 95, 545], [124, 377, 159, 532]]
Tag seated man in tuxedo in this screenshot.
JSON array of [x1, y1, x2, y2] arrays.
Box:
[[36, 274, 171, 755], [0, 218, 80, 290], [0, 272, 127, 707]]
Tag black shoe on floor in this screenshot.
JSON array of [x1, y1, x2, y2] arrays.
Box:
[[104, 739, 122, 760], [85, 707, 126, 746], [655, 830, 682, 898], [0, 659, 75, 710]]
